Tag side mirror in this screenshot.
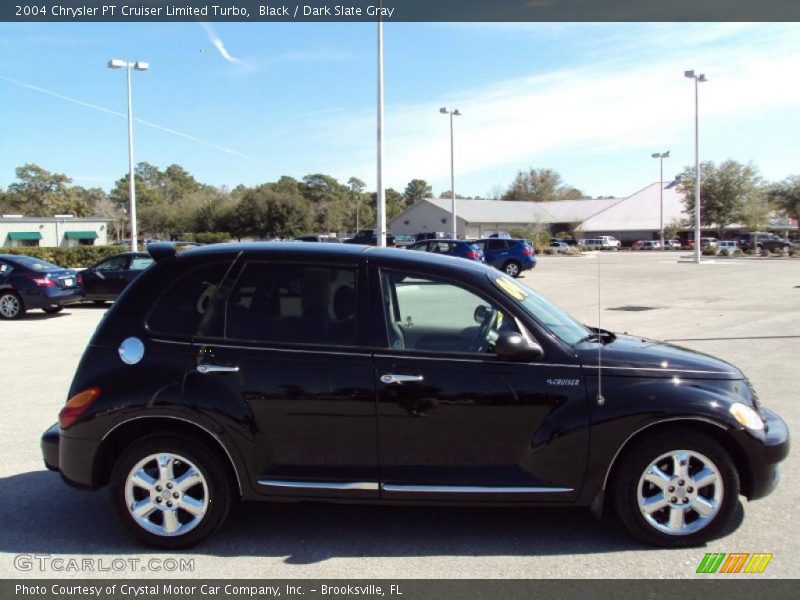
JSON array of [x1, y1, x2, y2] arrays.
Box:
[[494, 331, 544, 361]]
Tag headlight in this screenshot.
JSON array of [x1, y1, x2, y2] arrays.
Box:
[[730, 402, 764, 431]]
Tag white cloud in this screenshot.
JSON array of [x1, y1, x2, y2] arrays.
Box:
[[298, 24, 800, 193], [199, 22, 253, 69]]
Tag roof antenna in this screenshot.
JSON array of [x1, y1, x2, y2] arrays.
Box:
[[596, 252, 605, 406]]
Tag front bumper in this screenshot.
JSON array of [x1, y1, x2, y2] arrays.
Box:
[[742, 407, 790, 501]]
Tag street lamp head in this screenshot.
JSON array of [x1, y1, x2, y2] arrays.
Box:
[[439, 107, 448, 114], [651, 153, 660, 158], [108, 59, 126, 69], [453, 109, 462, 116], [134, 61, 150, 71], [684, 69, 695, 78], [663, 150, 670, 158], [698, 74, 707, 82]]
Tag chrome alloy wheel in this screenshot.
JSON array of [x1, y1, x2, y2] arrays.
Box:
[[124, 453, 209, 537], [637, 449, 723, 536], [504, 262, 520, 277], [0, 293, 21, 318]]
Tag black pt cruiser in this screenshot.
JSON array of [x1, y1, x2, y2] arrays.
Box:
[[41, 242, 789, 548]]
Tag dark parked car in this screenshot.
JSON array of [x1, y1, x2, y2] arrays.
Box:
[[344, 229, 395, 246], [81, 252, 154, 304], [0, 254, 83, 319], [407, 239, 484, 262], [472, 238, 536, 277], [293, 235, 341, 243], [738, 232, 795, 254], [42, 242, 788, 549], [414, 231, 448, 242]]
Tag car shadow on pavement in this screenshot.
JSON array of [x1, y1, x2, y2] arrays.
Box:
[[0, 470, 744, 563]]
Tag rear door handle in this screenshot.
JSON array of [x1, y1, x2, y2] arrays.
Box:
[[381, 374, 424, 384], [197, 364, 240, 375]]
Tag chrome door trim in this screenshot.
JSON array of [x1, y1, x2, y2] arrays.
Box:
[[197, 364, 240, 374], [258, 480, 380, 491], [381, 484, 573, 494], [380, 374, 424, 384]]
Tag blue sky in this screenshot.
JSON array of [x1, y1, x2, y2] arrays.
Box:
[[1, 22, 798, 199]]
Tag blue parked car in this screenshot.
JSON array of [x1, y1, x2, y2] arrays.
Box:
[[406, 239, 484, 262], [0, 254, 84, 319], [472, 238, 536, 277]]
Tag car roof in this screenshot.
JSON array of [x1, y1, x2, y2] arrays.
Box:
[[171, 241, 494, 275]]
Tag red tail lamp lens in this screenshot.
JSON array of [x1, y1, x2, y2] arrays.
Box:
[[59, 387, 100, 429]]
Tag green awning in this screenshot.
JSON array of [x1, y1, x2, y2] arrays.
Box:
[[64, 231, 98, 240], [7, 231, 42, 240]]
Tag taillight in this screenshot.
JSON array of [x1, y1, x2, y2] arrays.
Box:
[[467, 251, 478, 259], [76, 274, 83, 286], [59, 387, 100, 429], [27, 275, 56, 287], [523, 247, 533, 255]]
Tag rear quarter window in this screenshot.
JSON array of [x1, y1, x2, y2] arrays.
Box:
[[146, 263, 230, 338]]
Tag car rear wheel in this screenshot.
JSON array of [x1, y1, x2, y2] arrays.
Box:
[[42, 306, 64, 314], [612, 430, 739, 547], [110, 434, 233, 549], [0, 291, 23, 320], [503, 261, 521, 278]]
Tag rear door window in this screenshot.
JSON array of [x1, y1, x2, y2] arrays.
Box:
[[225, 263, 358, 347]]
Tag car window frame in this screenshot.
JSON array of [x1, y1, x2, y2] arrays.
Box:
[[214, 259, 363, 350], [375, 266, 535, 360]]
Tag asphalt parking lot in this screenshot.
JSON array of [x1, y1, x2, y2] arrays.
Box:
[[1, 251, 797, 579]]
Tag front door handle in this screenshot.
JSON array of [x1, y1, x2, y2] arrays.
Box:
[[380, 374, 424, 384], [197, 364, 240, 375]]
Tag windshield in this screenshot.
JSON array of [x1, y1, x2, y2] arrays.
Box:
[[489, 273, 589, 345], [9, 256, 62, 271]]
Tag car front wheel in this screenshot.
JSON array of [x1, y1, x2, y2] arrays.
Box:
[[612, 430, 739, 547], [42, 306, 64, 314], [110, 434, 233, 549]]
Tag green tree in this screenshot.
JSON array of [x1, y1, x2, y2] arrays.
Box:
[[403, 179, 432, 205], [678, 160, 763, 237], [347, 177, 368, 231], [6, 164, 73, 215], [235, 186, 312, 239], [768, 175, 800, 222], [439, 190, 471, 199], [501, 168, 583, 202]]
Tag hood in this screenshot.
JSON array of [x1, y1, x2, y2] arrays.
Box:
[[574, 333, 743, 380]]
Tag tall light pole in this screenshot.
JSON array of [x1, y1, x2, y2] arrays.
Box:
[[109, 58, 149, 252], [375, 11, 386, 247], [651, 151, 670, 248], [685, 70, 707, 264], [440, 107, 462, 239]]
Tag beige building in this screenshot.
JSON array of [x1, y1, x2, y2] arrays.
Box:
[[0, 216, 113, 248], [388, 181, 688, 242]]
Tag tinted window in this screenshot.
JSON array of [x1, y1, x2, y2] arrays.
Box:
[[380, 271, 519, 354], [95, 255, 129, 271], [147, 263, 230, 338], [486, 239, 508, 251], [130, 256, 155, 270], [225, 263, 357, 346]]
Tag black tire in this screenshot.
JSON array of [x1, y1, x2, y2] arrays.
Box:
[[42, 306, 64, 314], [110, 434, 233, 549], [0, 291, 24, 320], [611, 430, 739, 548], [503, 260, 522, 278]]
